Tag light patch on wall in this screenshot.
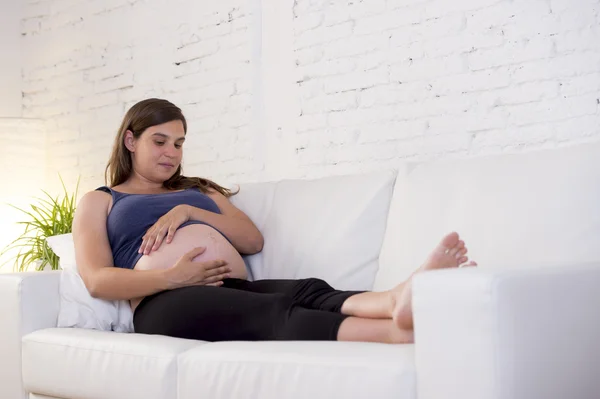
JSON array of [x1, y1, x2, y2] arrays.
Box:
[[0, 119, 47, 272]]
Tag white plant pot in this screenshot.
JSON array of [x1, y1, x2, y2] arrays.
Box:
[[32, 260, 53, 272]]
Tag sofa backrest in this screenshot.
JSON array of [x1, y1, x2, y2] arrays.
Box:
[[374, 141, 600, 291], [230, 170, 397, 290]]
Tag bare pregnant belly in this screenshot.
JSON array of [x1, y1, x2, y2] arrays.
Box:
[[130, 224, 248, 311]]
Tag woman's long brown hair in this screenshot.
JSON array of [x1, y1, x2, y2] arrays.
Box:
[[105, 98, 238, 197]]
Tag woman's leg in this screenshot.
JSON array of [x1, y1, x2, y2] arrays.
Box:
[[134, 281, 411, 343], [336, 317, 414, 344], [134, 285, 294, 341], [277, 307, 414, 343], [133, 283, 371, 342], [225, 279, 414, 343], [340, 232, 476, 329], [134, 232, 475, 342], [226, 232, 476, 331], [224, 277, 361, 313]]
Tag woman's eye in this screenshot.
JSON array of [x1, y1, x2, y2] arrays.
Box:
[[155, 142, 165, 146], [175, 144, 182, 149]]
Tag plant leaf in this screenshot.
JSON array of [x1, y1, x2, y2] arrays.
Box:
[[1, 173, 79, 272]]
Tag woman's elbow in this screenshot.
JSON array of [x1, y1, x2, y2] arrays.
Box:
[[255, 232, 265, 253], [243, 234, 264, 255], [85, 280, 102, 298], [83, 280, 100, 298], [252, 234, 264, 254], [80, 269, 101, 298], [88, 287, 101, 298]]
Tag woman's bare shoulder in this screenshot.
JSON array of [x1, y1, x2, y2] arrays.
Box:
[[76, 189, 112, 217], [81, 188, 111, 201]]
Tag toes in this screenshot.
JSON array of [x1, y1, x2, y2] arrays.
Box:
[[455, 247, 468, 259], [459, 260, 478, 268], [457, 256, 468, 264], [449, 240, 465, 256], [440, 232, 460, 252]]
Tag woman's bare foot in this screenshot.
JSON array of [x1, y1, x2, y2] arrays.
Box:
[[390, 232, 477, 330]]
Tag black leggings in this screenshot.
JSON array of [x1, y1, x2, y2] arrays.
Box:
[[133, 278, 362, 341]]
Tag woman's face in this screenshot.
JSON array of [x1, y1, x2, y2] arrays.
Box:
[[126, 120, 186, 183]]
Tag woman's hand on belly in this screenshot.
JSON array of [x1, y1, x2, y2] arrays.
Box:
[[133, 224, 248, 280], [138, 204, 190, 255], [162, 246, 233, 289]]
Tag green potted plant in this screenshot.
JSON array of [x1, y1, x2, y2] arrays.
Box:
[[0, 177, 79, 272]]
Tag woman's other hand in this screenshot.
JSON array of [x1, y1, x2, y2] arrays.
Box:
[[164, 247, 231, 289], [139, 204, 190, 255]]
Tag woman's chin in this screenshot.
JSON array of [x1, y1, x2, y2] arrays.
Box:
[[157, 167, 176, 177]]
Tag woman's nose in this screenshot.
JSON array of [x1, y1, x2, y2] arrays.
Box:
[[164, 145, 178, 158]]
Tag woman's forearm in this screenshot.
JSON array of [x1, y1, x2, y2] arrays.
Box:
[[87, 266, 170, 300], [186, 206, 263, 255]]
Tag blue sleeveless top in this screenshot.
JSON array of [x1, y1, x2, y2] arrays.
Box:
[[96, 186, 231, 270]]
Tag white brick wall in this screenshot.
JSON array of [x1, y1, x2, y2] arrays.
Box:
[[0, 119, 46, 268], [12, 0, 600, 191], [291, 0, 600, 177], [0, 0, 23, 117], [20, 0, 255, 193]]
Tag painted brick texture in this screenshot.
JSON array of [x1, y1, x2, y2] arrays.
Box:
[[20, 0, 254, 192], [14, 0, 600, 191], [291, 0, 600, 177], [0, 118, 46, 266]]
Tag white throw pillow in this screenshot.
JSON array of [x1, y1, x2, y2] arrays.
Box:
[[46, 234, 133, 333], [230, 170, 398, 291]]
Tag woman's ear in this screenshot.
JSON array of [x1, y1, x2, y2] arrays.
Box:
[[124, 130, 136, 152]]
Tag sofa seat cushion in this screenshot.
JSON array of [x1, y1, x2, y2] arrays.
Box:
[[22, 328, 205, 399], [178, 341, 416, 399]]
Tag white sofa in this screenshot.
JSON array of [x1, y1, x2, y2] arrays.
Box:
[[2, 141, 600, 399]]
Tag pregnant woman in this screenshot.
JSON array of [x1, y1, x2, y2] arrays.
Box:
[[73, 98, 476, 344]]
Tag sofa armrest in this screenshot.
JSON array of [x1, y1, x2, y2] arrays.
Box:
[[0, 271, 61, 399], [412, 265, 600, 399]]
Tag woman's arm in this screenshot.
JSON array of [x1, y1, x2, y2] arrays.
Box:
[[73, 191, 171, 300], [187, 189, 264, 255], [137, 188, 265, 256]]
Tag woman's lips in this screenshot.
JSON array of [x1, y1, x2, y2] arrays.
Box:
[[159, 163, 174, 168]]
